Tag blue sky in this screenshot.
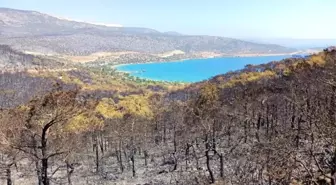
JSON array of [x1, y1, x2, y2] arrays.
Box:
[[1, 0, 336, 39]]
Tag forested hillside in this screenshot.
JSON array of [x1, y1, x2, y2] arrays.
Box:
[[0, 47, 335, 185], [0, 45, 68, 71], [0, 8, 296, 62]]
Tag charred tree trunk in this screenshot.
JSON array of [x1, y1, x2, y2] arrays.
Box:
[[95, 142, 99, 173], [191, 144, 199, 170], [212, 120, 216, 150], [35, 159, 42, 185], [205, 135, 215, 184], [144, 150, 148, 167], [227, 122, 232, 147], [130, 119, 136, 177], [117, 140, 124, 173], [244, 120, 248, 143], [66, 162, 74, 185], [99, 132, 104, 156], [32, 135, 42, 185], [163, 121, 167, 144], [206, 149, 215, 183], [6, 165, 12, 185], [291, 103, 296, 129], [93, 134, 99, 173], [219, 153, 224, 179], [185, 143, 190, 170], [41, 157, 49, 185], [296, 115, 303, 148], [41, 122, 54, 185], [256, 113, 261, 142], [266, 104, 270, 137], [118, 150, 124, 172], [131, 152, 136, 177]]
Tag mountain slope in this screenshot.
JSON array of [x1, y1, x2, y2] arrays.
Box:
[[0, 48, 335, 185], [0, 8, 296, 57], [161, 48, 336, 184], [0, 8, 158, 36], [0, 45, 68, 71]]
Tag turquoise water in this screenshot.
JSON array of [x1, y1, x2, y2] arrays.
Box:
[[116, 55, 290, 82]]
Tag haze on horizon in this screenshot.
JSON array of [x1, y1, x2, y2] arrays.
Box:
[[1, 0, 335, 40]]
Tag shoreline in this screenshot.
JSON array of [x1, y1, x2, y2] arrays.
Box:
[[115, 69, 190, 84], [111, 52, 295, 69]]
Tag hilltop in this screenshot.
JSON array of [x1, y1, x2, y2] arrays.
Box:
[[0, 8, 296, 64], [0, 45, 71, 71]]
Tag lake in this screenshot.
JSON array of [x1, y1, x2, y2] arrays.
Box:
[[116, 55, 290, 82]]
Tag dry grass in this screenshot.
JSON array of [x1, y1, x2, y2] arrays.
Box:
[[61, 51, 139, 63]]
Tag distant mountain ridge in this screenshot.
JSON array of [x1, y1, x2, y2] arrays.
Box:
[[0, 7, 159, 37], [0, 8, 296, 61], [246, 38, 336, 49], [53, 15, 123, 28]]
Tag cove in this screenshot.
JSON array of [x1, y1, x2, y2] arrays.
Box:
[[116, 55, 290, 83]]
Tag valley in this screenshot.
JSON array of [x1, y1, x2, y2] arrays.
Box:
[[0, 6, 335, 185]]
